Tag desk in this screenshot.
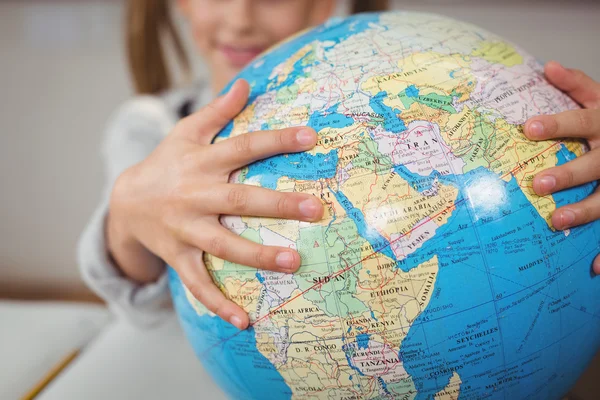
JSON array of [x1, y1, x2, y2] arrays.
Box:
[[38, 314, 227, 400], [0, 301, 109, 400]]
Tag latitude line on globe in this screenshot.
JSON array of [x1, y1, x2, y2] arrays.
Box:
[[198, 198, 466, 358], [250, 198, 464, 328], [200, 236, 596, 361], [201, 141, 563, 357], [205, 244, 597, 360]]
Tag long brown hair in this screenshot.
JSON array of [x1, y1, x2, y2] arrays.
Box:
[[127, 0, 390, 95]]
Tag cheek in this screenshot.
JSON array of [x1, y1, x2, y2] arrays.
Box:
[[188, 7, 216, 56], [192, 27, 211, 57]]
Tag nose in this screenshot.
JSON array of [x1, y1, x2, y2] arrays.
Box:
[[225, 0, 255, 34]]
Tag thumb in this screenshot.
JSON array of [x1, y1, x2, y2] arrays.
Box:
[[176, 79, 250, 145]]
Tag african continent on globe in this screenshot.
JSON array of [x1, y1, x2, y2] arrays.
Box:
[[168, 11, 600, 400]]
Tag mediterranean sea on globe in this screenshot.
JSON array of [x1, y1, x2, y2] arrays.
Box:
[[168, 11, 600, 400]]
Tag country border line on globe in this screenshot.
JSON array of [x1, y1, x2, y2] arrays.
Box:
[[200, 141, 563, 357], [248, 140, 563, 327], [197, 197, 465, 358], [202, 244, 598, 361]]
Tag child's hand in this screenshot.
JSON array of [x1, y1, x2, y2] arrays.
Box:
[[107, 80, 323, 329], [523, 62, 600, 270]]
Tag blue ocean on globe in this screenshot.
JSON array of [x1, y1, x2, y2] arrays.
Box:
[[169, 11, 600, 400]]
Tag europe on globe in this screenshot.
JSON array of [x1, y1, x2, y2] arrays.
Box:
[[168, 11, 600, 400]]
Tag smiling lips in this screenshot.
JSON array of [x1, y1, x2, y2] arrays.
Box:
[[219, 45, 266, 67]]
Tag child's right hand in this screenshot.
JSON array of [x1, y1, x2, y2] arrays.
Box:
[[106, 80, 323, 330]]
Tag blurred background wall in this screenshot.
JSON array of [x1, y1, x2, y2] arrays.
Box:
[[1, 0, 599, 301]]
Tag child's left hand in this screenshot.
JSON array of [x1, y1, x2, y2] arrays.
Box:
[[523, 61, 600, 271]]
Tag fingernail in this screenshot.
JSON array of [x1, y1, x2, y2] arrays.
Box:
[[560, 209, 576, 228], [299, 198, 320, 219], [296, 129, 316, 146], [230, 315, 243, 330], [528, 121, 544, 138], [593, 257, 600, 277], [219, 82, 237, 101], [276, 251, 296, 270], [538, 175, 556, 193], [551, 61, 565, 72]]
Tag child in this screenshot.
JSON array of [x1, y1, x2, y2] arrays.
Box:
[[78, 0, 600, 330]]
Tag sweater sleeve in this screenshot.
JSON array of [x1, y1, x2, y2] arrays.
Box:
[[77, 96, 178, 327]]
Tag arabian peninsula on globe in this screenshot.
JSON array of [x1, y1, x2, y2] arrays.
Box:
[[168, 11, 600, 400]]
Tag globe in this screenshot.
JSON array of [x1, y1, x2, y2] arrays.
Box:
[[168, 11, 600, 400]]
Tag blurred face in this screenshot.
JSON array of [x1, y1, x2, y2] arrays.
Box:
[[178, 0, 335, 94]]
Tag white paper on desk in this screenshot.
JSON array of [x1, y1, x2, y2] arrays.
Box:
[[38, 313, 227, 400], [0, 301, 111, 400]]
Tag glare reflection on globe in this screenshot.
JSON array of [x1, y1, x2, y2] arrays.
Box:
[[168, 11, 600, 400], [465, 175, 508, 218]]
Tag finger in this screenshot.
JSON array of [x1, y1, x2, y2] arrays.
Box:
[[532, 147, 600, 195], [524, 109, 600, 141], [551, 187, 600, 230], [593, 254, 600, 276], [183, 221, 302, 273], [169, 245, 249, 329], [177, 79, 250, 145], [211, 126, 317, 171], [544, 61, 600, 109], [199, 184, 324, 222]]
